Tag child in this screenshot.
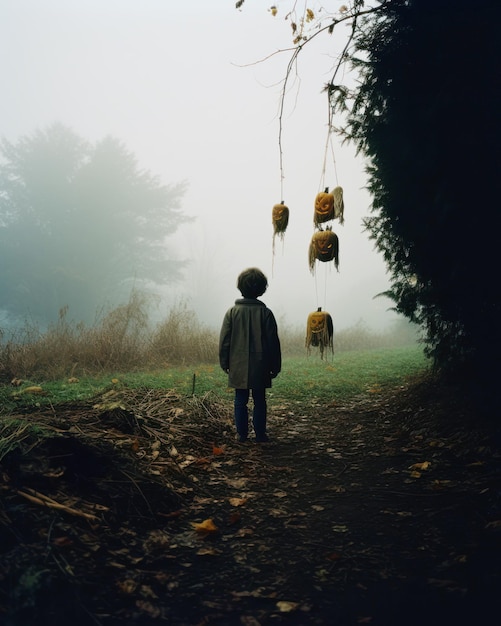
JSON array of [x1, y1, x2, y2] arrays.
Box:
[[219, 267, 281, 443]]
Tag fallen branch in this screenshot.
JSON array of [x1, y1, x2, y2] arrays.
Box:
[[16, 487, 104, 522]]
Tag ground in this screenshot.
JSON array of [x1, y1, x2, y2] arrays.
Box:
[[1, 377, 500, 625]]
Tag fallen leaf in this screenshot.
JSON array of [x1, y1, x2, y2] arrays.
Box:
[[269, 508, 287, 517], [140, 585, 158, 599], [52, 536, 73, 547], [409, 461, 431, 471], [276, 600, 299, 612], [240, 616, 262, 626], [117, 579, 137, 594], [212, 445, 224, 455], [431, 479, 452, 490], [135, 600, 161, 618], [191, 518, 218, 534], [331, 485, 346, 493], [229, 497, 248, 507], [19, 386, 44, 395], [196, 547, 221, 556], [226, 478, 249, 489], [273, 490, 288, 498]]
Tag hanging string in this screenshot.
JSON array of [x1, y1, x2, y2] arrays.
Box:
[[318, 127, 331, 192], [313, 257, 330, 311], [318, 127, 341, 192], [314, 265, 320, 309], [330, 134, 340, 188], [323, 262, 329, 308]]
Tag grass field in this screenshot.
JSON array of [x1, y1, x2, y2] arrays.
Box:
[[1, 345, 429, 413]]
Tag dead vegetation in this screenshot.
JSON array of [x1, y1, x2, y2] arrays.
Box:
[[0, 294, 419, 382], [1, 376, 499, 625]]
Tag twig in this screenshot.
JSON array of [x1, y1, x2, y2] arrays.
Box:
[[16, 488, 102, 522], [120, 469, 155, 517]]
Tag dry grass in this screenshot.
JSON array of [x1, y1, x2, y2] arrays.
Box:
[[0, 292, 419, 383]]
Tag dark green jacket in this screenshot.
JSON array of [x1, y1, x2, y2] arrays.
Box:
[[219, 298, 281, 389]]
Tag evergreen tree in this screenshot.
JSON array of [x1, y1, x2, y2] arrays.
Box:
[[0, 124, 189, 325], [336, 0, 501, 384]]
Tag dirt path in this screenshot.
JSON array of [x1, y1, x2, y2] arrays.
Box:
[[1, 380, 500, 625]]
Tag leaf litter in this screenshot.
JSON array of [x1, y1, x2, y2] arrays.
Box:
[[0, 379, 500, 625]]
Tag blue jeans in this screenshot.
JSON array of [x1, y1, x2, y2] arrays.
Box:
[[234, 388, 267, 440]]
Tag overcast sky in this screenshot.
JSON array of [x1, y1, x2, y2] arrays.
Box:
[[0, 0, 395, 331]]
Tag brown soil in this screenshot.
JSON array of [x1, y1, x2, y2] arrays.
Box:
[[1, 377, 500, 626]]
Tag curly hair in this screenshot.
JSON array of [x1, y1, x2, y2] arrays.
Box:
[[237, 267, 268, 298]]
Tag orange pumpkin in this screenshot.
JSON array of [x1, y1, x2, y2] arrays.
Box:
[[305, 307, 334, 359], [308, 226, 339, 272], [272, 202, 289, 237], [314, 187, 335, 225]]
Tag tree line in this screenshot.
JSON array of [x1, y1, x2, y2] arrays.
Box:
[[0, 123, 189, 327]]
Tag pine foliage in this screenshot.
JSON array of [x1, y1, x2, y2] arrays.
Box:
[[333, 0, 501, 384]]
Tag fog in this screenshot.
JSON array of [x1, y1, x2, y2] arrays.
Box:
[[0, 0, 396, 332]]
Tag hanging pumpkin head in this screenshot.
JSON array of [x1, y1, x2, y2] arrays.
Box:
[[314, 187, 335, 225], [272, 202, 289, 238], [308, 226, 339, 272], [305, 307, 334, 359], [332, 186, 345, 224]]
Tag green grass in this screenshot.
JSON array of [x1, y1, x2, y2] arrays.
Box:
[[0, 345, 429, 413], [272, 345, 429, 403]]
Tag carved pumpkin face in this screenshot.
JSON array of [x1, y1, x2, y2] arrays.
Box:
[[314, 190, 334, 225], [272, 203, 289, 235], [308, 228, 339, 273], [305, 308, 334, 358], [314, 229, 338, 259], [309, 311, 327, 333]]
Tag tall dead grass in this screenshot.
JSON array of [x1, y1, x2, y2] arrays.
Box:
[[0, 294, 419, 382], [0, 294, 218, 382]]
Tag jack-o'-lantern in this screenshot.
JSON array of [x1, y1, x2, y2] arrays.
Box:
[[272, 202, 289, 239], [308, 226, 339, 272], [305, 307, 334, 359], [314, 187, 335, 225], [332, 186, 344, 224]]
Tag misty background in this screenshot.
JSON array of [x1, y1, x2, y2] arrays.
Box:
[[0, 0, 396, 334]]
